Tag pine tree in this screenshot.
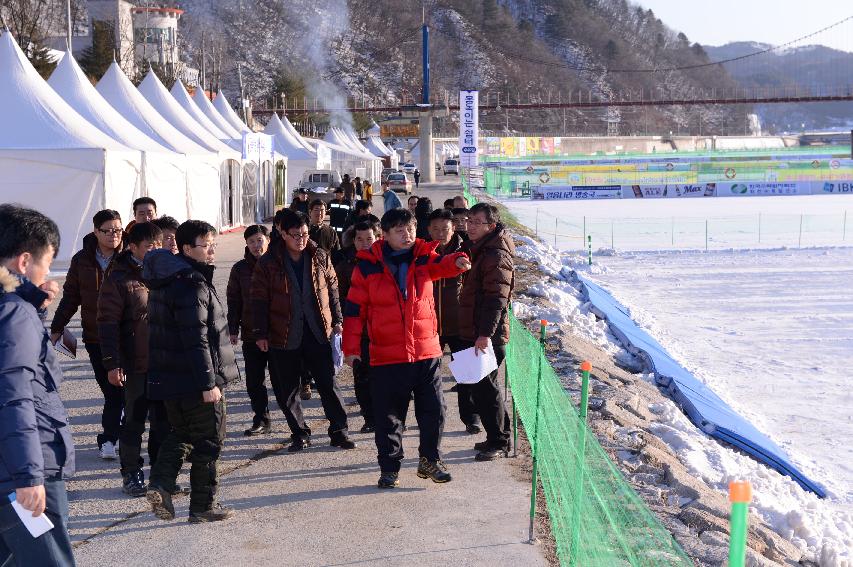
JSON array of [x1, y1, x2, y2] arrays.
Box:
[[79, 20, 116, 81]]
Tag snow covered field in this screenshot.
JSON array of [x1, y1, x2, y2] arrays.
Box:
[[505, 195, 853, 565], [507, 194, 853, 252]]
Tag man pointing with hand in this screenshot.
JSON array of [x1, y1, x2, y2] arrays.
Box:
[[343, 208, 470, 489]]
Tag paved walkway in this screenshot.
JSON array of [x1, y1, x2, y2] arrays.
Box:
[[53, 179, 546, 566]]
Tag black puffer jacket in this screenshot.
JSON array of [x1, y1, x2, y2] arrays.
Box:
[[143, 250, 239, 400]]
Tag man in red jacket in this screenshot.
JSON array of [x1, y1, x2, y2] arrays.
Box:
[[343, 208, 471, 489]]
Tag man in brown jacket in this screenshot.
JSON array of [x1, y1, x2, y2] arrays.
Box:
[[97, 222, 168, 497], [226, 225, 272, 436], [458, 203, 515, 461], [251, 209, 355, 452], [427, 209, 481, 434], [51, 209, 125, 460]]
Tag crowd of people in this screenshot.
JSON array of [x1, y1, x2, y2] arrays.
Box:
[[0, 182, 515, 565]]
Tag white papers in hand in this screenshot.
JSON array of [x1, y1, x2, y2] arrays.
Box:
[[448, 344, 498, 384], [8, 493, 54, 538]]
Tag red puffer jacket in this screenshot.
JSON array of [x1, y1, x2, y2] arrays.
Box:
[[343, 239, 467, 366]]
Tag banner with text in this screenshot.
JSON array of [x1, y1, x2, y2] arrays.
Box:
[[459, 90, 479, 168], [532, 185, 622, 200]]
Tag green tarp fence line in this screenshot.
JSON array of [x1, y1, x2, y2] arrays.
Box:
[[506, 313, 693, 566]]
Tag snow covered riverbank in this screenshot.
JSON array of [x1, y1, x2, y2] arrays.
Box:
[[508, 233, 852, 566]]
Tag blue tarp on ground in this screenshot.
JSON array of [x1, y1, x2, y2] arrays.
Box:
[[575, 273, 826, 498]]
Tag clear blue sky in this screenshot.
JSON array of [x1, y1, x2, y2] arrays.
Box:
[[636, 1, 853, 52]]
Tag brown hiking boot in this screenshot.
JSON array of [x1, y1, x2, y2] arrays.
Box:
[[146, 485, 175, 521], [300, 384, 312, 400], [188, 503, 236, 523]]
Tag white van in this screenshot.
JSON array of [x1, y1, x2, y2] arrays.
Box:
[[298, 170, 343, 192], [443, 159, 459, 175]]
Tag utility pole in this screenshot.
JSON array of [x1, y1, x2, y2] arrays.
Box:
[[418, 4, 436, 183], [65, 0, 72, 51]]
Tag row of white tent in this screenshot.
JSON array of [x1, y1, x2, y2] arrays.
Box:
[[0, 31, 391, 261]]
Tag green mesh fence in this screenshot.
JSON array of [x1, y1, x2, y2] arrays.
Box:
[[506, 314, 693, 567]]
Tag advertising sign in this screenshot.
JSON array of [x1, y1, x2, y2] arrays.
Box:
[[818, 181, 853, 194], [459, 90, 479, 167], [242, 133, 274, 161], [532, 185, 622, 200], [718, 182, 802, 197]]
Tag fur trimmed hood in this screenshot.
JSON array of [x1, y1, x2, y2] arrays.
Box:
[[0, 266, 20, 294]]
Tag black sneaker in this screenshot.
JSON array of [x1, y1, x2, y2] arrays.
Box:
[[359, 422, 375, 434], [474, 439, 510, 452], [188, 503, 235, 523], [475, 444, 510, 461], [465, 423, 482, 434], [146, 485, 175, 520], [287, 436, 311, 452], [330, 434, 357, 450], [122, 470, 146, 498], [416, 457, 452, 483], [244, 421, 271, 436], [377, 471, 399, 489]]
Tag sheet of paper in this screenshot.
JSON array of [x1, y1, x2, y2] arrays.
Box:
[[53, 329, 77, 359], [7, 493, 54, 538], [331, 333, 343, 375], [448, 344, 498, 384]]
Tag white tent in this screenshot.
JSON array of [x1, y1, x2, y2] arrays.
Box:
[[191, 88, 242, 139], [0, 32, 141, 262], [170, 81, 232, 142], [96, 63, 222, 227], [213, 90, 251, 134], [323, 128, 382, 182], [138, 71, 241, 160], [341, 127, 374, 156], [281, 115, 319, 153], [264, 113, 325, 198], [47, 52, 191, 224]]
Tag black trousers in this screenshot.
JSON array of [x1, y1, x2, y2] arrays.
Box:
[[150, 394, 226, 514], [352, 337, 373, 424], [370, 358, 444, 472], [242, 341, 271, 425], [0, 479, 74, 567], [440, 335, 480, 427], [458, 341, 510, 446], [268, 331, 348, 440], [85, 343, 124, 447], [119, 372, 169, 476]]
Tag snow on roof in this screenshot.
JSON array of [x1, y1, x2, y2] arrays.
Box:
[[263, 113, 317, 161], [0, 32, 132, 151], [138, 70, 238, 157], [212, 90, 250, 134], [47, 52, 171, 153], [191, 88, 242, 139], [96, 62, 211, 155]]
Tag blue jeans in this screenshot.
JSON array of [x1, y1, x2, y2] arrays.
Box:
[[0, 479, 75, 567]]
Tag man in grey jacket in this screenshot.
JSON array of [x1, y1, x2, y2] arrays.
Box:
[[0, 205, 75, 566]]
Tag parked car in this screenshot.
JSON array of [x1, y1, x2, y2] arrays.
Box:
[[385, 172, 413, 195], [443, 159, 459, 175], [380, 167, 397, 187], [298, 169, 343, 192], [401, 162, 416, 174]]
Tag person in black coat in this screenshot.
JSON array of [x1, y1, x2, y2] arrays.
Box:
[[143, 221, 239, 524]]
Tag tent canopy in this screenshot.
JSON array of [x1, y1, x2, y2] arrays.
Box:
[[213, 90, 251, 134], [170, 81, 232, 141], [192, 88, 242, 139]]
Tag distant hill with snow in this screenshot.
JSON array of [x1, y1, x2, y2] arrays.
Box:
[[706, 42, 853, 132]]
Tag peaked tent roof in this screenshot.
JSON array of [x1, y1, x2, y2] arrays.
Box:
[[367, 120, 381, 136], [364, 135, 392, 157], [263, 114, 317, 161], [170, 81, 231, 140], [213, 90, 250, 133], [341, 127, 373, 155], [191, 88, 242, 139], [281, 115, 318, 153], [47, 51, 171, 153], [96, 62, 211, 155], [0, 32, 133, 151], [138, 70, 238, 157], [324, 128, 378, 161]]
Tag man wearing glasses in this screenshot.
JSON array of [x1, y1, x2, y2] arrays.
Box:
[[459, 203, 515, 462], [51, 209, 125, 461], [251, 209, 355, 453], [144, 220, 239, 523]]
